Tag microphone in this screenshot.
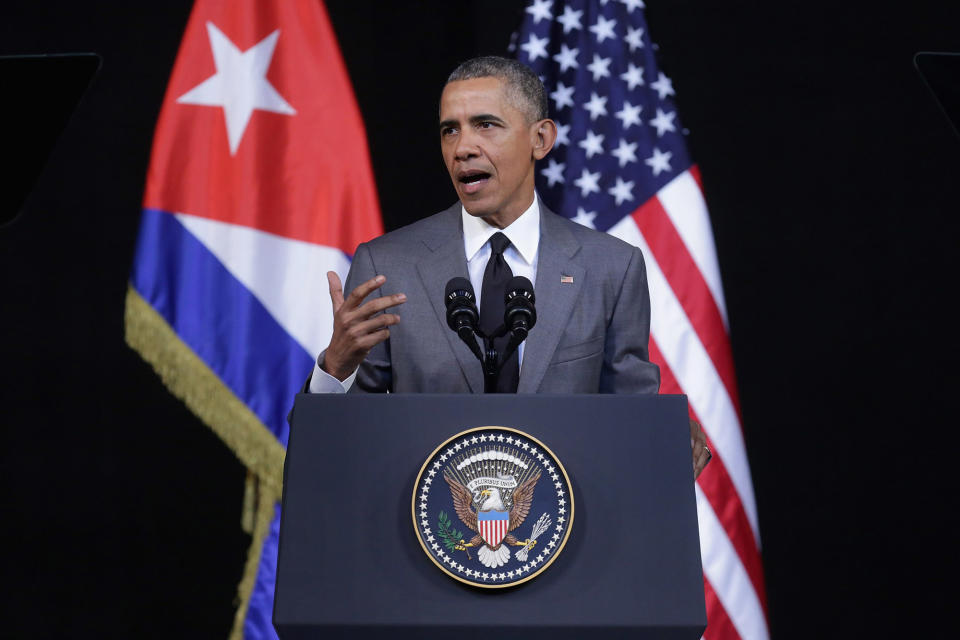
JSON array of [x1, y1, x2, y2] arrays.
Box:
[[498, 276, 536, 368], [444, 277, 483, 362], [503, 276, 537, 341]]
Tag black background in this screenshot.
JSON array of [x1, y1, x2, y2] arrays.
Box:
[[1, 1, 958, 638]]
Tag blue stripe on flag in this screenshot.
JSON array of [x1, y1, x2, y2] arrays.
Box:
[[129, 208, 314, 446]]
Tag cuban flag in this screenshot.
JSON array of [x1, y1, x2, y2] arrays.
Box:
[[124, 1, 382, 638]]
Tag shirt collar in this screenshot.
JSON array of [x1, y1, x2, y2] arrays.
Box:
[[461, 194, 541, 265]]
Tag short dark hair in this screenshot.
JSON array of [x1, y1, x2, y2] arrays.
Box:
[[445, 56, 549, 123]]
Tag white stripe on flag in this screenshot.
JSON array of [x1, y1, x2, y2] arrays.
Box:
[[657, 171, 729, 327], [176, 212, 351, 358], [608, 214, 759, 540], [696, 485, 769, 640]]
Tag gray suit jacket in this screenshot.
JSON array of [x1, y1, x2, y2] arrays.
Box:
[[328, 202, 660, 394]]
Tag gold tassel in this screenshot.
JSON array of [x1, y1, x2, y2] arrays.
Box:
[[124, 285, 287, 638], [241, 470, 257, 535], [230, 479, 278, 640], [123, 285, 286, 495]]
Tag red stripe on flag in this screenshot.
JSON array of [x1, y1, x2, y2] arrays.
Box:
[[651, 339, 768, 615], [698, 442, 768, 615], [690, 164, 704, 192], [703, 576, 742, 640], [631, 195, 741, 415]]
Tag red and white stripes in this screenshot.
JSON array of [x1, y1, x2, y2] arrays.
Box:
[[609, 167, 769, 640], [479, 515, 509, 547]]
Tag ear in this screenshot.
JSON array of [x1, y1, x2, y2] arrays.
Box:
[[531, 118, 557, 160]]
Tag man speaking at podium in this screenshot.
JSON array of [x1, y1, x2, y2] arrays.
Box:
[[301, 57, 709, 477]]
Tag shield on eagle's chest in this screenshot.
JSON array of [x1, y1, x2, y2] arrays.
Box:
[[477, 509, 510, 547]]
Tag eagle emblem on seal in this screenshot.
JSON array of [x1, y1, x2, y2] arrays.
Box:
[[443, 451, 541, 568], [414, 427, 573, 586]]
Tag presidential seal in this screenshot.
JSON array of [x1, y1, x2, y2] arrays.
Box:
[[412, 427, 573, 588]]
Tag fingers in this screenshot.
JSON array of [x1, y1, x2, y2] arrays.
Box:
[[690, 418, 711, 479], [689, 418, 704, 456], [354, 292, 407, 319], [334, 273, 406, 326], [694, 445, 712, 480], [324, 314, 396, 379], [322, 273, 404, 381], [350, 313, 401, 345], [327, 271, 345, 312], [692, 439, 705, 461], [344, 274, 389, 311]]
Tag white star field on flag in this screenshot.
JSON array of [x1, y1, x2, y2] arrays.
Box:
[[515, 0, 688, 232]]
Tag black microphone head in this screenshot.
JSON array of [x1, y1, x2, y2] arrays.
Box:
[[443, 277, 483, 362], [445, 277, 475, 306], [445, 277, 479, 333], [504, 276, 536, 333], [504, 276, 535, 305]]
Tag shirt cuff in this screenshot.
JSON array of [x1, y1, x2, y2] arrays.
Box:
[[308, 361, 358, 393]]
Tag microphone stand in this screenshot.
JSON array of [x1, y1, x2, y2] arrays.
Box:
[[474, 325, 517, 394], [482, 338, 500, 393], [446, 276, 535, 393]]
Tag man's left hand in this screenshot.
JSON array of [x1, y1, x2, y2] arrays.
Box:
[[691, 419, 712, 479]]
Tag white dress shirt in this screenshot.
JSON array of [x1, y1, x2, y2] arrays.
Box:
[[309, 195, 541, 393]]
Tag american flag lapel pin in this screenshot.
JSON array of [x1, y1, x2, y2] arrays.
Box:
[[560, 275, 574, 284]]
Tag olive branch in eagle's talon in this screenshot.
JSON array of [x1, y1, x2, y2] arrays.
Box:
[[437, 510, 472, 560]]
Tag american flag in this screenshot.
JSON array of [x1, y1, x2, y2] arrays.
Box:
[[515, 2, 769, 639]]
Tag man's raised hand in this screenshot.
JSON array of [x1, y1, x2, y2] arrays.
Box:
[[320, 271, 405, 381]]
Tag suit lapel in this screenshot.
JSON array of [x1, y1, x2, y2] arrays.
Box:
[[518, 207, 584, 393], [415, 204, 484, 393]]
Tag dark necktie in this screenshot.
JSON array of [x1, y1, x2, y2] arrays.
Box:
[[479, 232, 519, 393]]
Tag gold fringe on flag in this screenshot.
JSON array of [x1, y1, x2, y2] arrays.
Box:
[[124, 285, 286, 638], [241, 470, 258, 535], [123, 285, 285, 493], [229, 476, 278, 640]]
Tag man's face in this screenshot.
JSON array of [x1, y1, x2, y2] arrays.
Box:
[[439, 77, 541, 226]]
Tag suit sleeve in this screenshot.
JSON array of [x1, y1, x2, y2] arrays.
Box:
[[600, 246, 661, 394]]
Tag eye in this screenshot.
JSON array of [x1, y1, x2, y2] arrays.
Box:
[[477, 121, 495, 129], [441, 126, 458, 137]]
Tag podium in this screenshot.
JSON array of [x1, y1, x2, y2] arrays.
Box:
[[275, 394, 706, 639]]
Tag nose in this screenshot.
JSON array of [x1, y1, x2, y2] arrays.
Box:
[[454, 128, 480, 161]]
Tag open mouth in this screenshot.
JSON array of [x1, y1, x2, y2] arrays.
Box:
[[458, 171, 491, 195]]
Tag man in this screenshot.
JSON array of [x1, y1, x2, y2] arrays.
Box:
[[305, 56, 709, 476]]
